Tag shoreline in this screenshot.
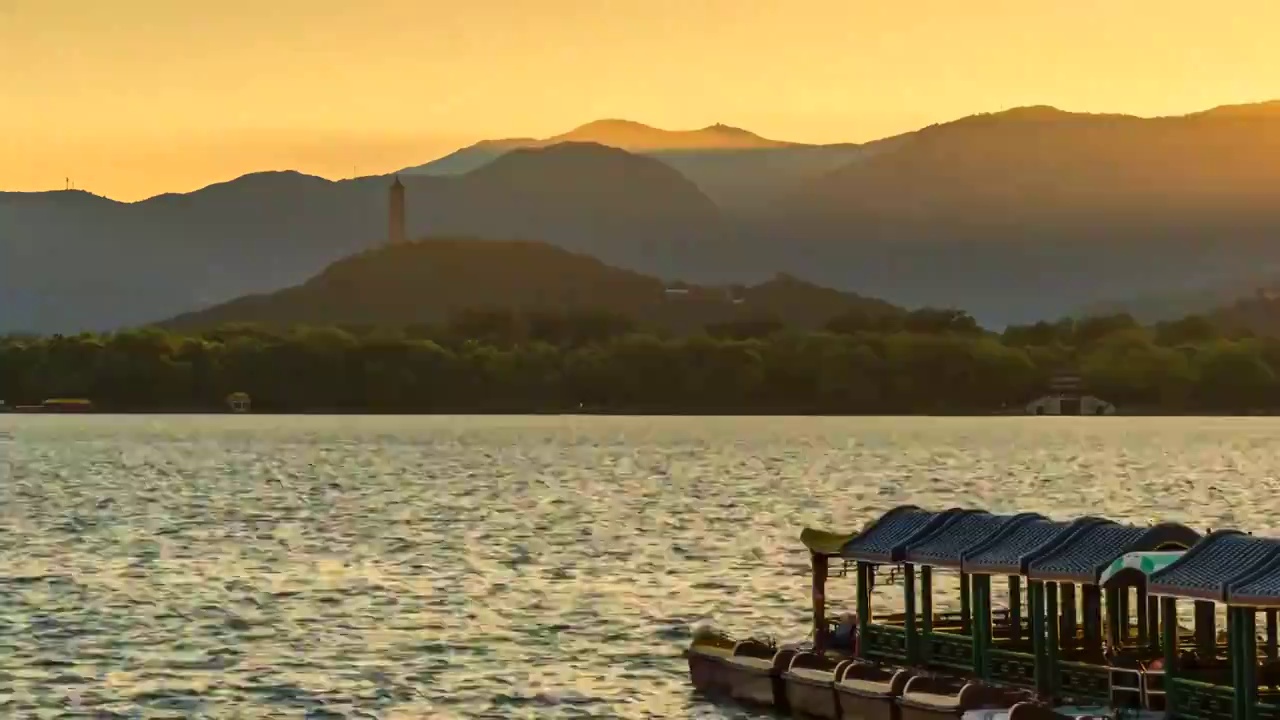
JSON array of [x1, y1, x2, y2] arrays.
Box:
[[4, 409, 1279, 417]]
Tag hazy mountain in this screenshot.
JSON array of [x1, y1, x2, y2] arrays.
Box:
[[743, 102, 1280, 325], [11, 102, 1280, 333], [405, 118, 794, 174], [1210, 288, 1280, 337], [401, 119, 878, 213], [158, 237, 899, 333], [1075, 271, 1280, 323], [0, 143, 730, 333]]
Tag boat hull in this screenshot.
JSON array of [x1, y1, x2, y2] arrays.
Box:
[[783, 652, 855, 719], [835, 664, 916, 720], [687, 639, 797, 710], [898, 676, 1030, 720]]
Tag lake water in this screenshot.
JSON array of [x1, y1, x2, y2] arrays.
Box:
[[2, 415, 1279, 718]]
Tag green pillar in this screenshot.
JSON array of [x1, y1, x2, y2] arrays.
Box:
[[1242, 609, 1258, 720], [1009, 576, 1022, 642], [1118, 586, 1131, 644], [1106, 585, 1122, 647], [1147, 594, 1161, 653], [970, 574, 992, 679], [904, 563, 918, 664], [1046, 581, 1060, 699], [1137, 585, 1149, 649], [960, 571, 972, 635], [1195, 601, 1216, 659], [1082, 584, 1103, 654], [856, 561, 870, 658], [1161, 598, 1178, 715], [1230, 608, 1245, 720], [1267, 610, 1278, 661], [1062, 583, 1078, 647], [921, 565, 933, 664], [1031, 580, 1047, 694]]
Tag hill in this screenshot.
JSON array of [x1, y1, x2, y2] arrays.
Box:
[[1208, 290, 1280, 337], [157, 237, 900, 333], [745, 102, 1280, 325], [401, 119, 875, 213], [13, 101, 1280, 333], [0, 143, 729, 333], [405, 118, 795, 175]]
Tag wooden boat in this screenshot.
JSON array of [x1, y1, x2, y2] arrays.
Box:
[[1022, 519, 1200, 709], [785, 506, 954, 720], [1147, 531, 1280, 720], [828, 508, 1046, 720], [687, 509, 1280, 720], [686, 630, 800, 709], [689, 506, 1033, 718]]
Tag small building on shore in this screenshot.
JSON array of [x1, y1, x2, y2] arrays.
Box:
[[1026, 373, 1116, 415]]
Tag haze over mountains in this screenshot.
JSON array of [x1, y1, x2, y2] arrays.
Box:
[[399, 118, 879, 213], [5, 102, 1280, 334]]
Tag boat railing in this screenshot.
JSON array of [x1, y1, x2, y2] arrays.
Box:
[[1107, 665, 1144, 708], [988, 647, 1037, 690], [1142, 667, 1166, 711], [1257, 699, 1280, 720], [862, 624, 908, 662], [1167, 677, 1234, 720], [1056, 660, 1111, 705], [923, 631, 973, 672]]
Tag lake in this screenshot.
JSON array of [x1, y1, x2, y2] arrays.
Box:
[[1, 415, 1278, 718]]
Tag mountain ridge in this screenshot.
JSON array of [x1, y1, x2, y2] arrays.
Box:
[[11, 99, 1280, 333], [0, 142, 731, 333], [156, 236, 900, 333]]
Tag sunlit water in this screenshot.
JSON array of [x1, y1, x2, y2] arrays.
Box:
[[2, 415, 1279, 718]]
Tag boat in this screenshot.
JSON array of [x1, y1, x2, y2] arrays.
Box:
[[686, 507, 1280, 720], [1147, 531, 1280, 720]]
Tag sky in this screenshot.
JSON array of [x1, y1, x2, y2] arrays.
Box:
[[2, 0, 1278, 201]]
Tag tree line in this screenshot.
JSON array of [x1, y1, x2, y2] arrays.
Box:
[[0, 308, 1276, 414]]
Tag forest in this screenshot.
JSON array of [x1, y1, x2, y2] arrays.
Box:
[[0, 308, 1276, 414]]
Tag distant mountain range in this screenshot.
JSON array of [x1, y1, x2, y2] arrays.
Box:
[[399, 119, 881, 214], [7, 102, 1280, 334], [0, 143, 729, 332], [159, 237, 899, 333]]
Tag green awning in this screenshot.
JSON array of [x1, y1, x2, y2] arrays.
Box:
[[1099, 551, 1184, 587], [800, 527, 857, 556]]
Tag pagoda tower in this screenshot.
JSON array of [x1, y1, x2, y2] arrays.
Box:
[[388, 176, 406, 244]]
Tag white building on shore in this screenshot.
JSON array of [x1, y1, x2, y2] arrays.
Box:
[[1026, 373, 1116, 415]]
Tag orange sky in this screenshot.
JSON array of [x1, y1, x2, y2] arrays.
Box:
[[3, 0, 1278, 201]]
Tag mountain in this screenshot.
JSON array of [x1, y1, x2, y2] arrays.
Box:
[[401, 119, 877, 213], [13, 101, 1280, 333], [0, 143, 730, 333], [157, 237, 900, 333], [1074, 272, 1280, 323], [406, 119, 794, 174], [1208, 289, 1280, 337], [745, 102, 1280, 325]]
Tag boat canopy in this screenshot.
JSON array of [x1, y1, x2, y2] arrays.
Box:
[[1027, 521, 1201, 584], [800, 527, 859, 556], [1098, 550, 1185, 588], [799, 509, 1280, 600], [961, 516, 1105, 576], [1148, 530, 1280, 601], [904, 511, 1044, 569], [837, 505, 963, 563], [1227, 553, 1280, 608]]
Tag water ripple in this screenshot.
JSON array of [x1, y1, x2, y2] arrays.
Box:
[[2, 415, 1280, 717]]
